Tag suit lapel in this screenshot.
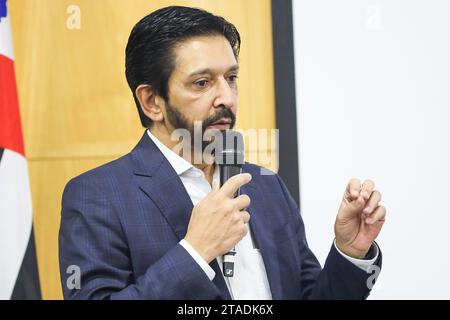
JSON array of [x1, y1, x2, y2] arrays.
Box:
[[131, 132, 232, 300], [209, 261, 232, 300]]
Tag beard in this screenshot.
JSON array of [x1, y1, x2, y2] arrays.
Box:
[[165, 101, 236, 152]]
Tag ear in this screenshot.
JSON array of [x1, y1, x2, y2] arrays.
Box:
[[135, 84, 165, 124]]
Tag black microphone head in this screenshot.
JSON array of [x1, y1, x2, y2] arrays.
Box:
[[215, 130, 245, 166]]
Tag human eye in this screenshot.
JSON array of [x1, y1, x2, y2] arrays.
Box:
[[228, 74, 238, 83], [194, 79, 209, 89]]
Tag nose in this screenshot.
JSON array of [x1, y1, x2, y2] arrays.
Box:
[[213, 77, 235, 109]]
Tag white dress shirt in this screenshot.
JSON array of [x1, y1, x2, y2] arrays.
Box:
[[146, 130, 378, 299]]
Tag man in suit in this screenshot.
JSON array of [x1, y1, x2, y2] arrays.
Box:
[[59, 6, 386, 300]]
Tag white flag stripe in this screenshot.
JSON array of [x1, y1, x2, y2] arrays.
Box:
[[0, 149, 32, 299], [0, 13, 14, 60]]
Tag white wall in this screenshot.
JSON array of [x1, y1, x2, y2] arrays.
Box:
[[293, 0, 450, 299]]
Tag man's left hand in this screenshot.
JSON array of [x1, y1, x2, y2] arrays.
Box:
[[334, 178, 386, 259]]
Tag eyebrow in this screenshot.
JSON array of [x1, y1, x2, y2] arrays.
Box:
[[187, 65, 240, 78]]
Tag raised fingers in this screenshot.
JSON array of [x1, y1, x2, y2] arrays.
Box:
[[363, 190, 382, 215], [365, 205, 386, 225], [361, 179, 375, 200], [346, 178, 361, 200]]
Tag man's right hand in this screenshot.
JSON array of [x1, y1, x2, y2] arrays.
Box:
[[184, 173, 252, 263]]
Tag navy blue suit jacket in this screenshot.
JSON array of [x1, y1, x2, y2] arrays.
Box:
[[59, 132, 381, 299]]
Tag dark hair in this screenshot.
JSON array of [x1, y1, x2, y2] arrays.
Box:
[[125, 6, 241, 127]]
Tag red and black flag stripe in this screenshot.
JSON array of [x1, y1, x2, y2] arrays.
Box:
[[0, 0, 41, 300]]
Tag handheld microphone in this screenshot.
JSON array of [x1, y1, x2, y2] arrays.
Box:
[[216, 130, 245, 277]]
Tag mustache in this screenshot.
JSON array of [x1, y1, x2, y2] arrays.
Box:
[[202, 107, 236, 130]]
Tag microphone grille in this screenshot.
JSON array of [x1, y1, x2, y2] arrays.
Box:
[[215, 130, 244, 166]]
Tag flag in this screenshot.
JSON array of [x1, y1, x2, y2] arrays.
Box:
[[0, 0, 41, 299]]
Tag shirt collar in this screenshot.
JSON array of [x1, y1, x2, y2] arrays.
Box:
[[146, 129, 193, 176]]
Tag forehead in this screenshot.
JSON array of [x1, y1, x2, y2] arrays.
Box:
[[171, 35, 238, 77]]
